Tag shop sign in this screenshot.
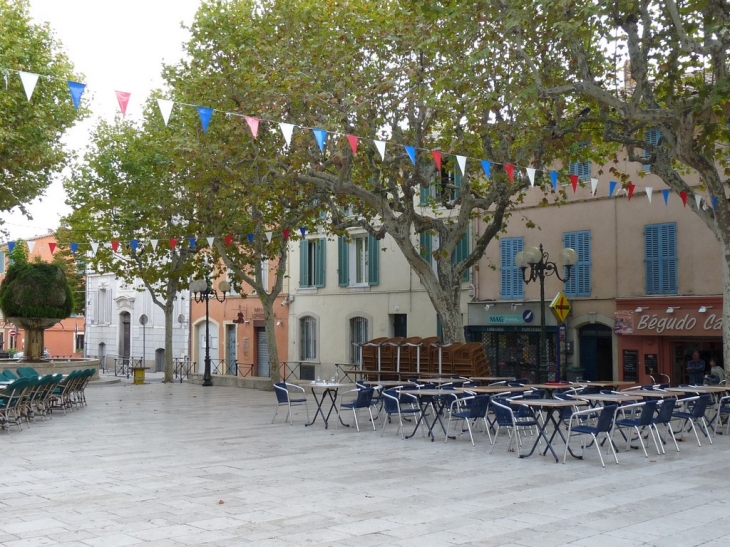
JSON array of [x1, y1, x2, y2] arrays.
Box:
[[633, 312, 722, 335], [549, 292, 571, 323], [487, 315, 524, 325]]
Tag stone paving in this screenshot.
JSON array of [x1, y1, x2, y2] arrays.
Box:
[[2, 376, 730, 546]]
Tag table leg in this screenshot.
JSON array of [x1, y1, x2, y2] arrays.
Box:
[[519, 408, 559, 462], [305, 388, 327, 427]]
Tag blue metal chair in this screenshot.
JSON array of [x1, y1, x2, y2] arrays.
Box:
[[564, 404, 619, 467], [445, 395, 490, 446], [713, 395, 730, 436], [650, 398, 680, 453], [613, 401, 660, 457], [489, 397, 539, 456], [672, 394, 713, 446], [272, 382, 309, 425], [381, 389, 422, 439], [338, 387, 375, 431]]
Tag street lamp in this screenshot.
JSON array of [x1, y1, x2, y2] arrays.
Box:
[[190, 277, 231, 386], [514, 244, 578, 382]]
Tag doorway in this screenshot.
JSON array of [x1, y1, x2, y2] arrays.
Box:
[[579, 324, 613, 381], [256, 328, 270, 378], [226, 325, 237, 375], [392, 314, 407, 338], [197, 322, 218, 374], [155, 348, 165, 373], [120, 312, 131, 362]]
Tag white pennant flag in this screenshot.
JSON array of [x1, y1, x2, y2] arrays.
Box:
[[646, 187, 653, 203], [157, 99, 174, 125], [18, 71, 39, 101], [695, 194, 703, 209], [150, 239, 159, 251], [590, 177, 598, 196], [374, 140, 386, 160], [279, 123, 294, 147], [27, 240, 35, 253], [206, 237, 215, 247], [265, 231, 273, 242], [526, 167, 536, 187], [90, 241, 98, 255], [456, 155, 467, 176]]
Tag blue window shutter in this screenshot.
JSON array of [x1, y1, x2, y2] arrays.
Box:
[[563, 231, 591, 297], [299, 240, 309, 287], [368, 234, 379, 286], [314, 238, 326, 288], [501, 237, 523, 298], [337, 236, 348, 287], [645, 225, 661, 294], [644, 128, 661, 170], [661, 223, 677, 293], [420, 232, 432, 264]]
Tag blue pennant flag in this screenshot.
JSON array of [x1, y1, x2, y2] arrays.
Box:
[[247, 233, 254, 244], [312, 129, 327, 153], [404, 145, 417, 165], [549, 171, 558, 190], [7, 241, 15, 253], [299, 227, 306, 237], [70, 242, 78, 255], [67, 81, 86, 110], [609, 181, 617, 198], [187, 237, 196, 249], [712, 196, 718, 210], [197, 107, 213, 132], [662, 189, 670, 205], [130, 239, 139, 252], [481, 160, 492, 180]]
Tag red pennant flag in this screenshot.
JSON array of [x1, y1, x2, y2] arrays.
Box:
[[569, 174, 578, 192], [115, 91, 131, 117], [244, 116, 259, 139], [346, 134, 358, 155], [225, 235, 233, 246], [283, 229, 290, 240], [169, 238, 177, 250], [680, 191, 688, 206], [431, 150, 442, 171], [111, 240, 119, 252], [48, 242, 56, 254], [627, 183, 636, 201], [505, 164, 514, 183]]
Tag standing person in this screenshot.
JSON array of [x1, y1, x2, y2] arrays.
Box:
[[686, 351, 706, 385], [707, 358, 725, 385]]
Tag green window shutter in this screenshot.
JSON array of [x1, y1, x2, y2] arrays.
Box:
[[419, 232, 432, 265], [338, 236, 349, 287], [453, 165, 462, 200], [299, 240, 309, 287], [452, 232, 470, 282], [315, 238, 326, 288], [368, 234, 379, 286], [419, 185, 428, 206]]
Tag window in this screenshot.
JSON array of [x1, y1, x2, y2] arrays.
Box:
[[451, 231, 470, 282], [563, 231, 591, 297], [299, 239, 325, 288], [645, 223, 677, 295], [75, 333, 85, 352], [500, 237, 524, 299], [96, 288, 112, 324], [643, 128, 661, 171], [419, 231, 469, 281], [420, 231, 434, 266], [260, 259, 269, 292], [299, 316, 317, 361], [349, 316, 368, 364], [569, 160, 591, 181], [419, 164, 462, 205], [338, 234, 379, 287]]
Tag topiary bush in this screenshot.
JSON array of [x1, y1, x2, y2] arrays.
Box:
[[0, 261, 74, 319]]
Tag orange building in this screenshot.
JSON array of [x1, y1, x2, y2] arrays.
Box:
[[0, 232, 85, 358]]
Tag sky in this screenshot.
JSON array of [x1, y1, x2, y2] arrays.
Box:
[[1, 0, 202, 242]]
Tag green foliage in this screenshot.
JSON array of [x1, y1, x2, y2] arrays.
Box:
[[0, 260, 73, 319]]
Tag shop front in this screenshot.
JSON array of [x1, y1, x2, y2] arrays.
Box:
[[615, 296, 723, 385]]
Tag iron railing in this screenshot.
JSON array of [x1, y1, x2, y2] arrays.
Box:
[[113, 357, 142, 378], [173, 357, 192, 382]]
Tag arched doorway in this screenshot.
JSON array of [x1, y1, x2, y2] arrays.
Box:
[[119, 312, 131, 363], [579, 324, 613, 381], [155, 348, 165, 372]]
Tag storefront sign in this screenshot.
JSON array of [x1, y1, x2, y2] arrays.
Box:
[[550, 292, 571, 323], [631, 312, 722, 336], [487, 315, 524, 325]]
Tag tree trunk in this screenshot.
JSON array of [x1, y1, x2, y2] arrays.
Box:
[[262, 299, 281, 384], [164, 301, 174, 383], [722, 243, 730, 382], [12, 318, 59, 361]]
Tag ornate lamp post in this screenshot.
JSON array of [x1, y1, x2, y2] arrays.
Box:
[[514, 244, 578, 382], [190, 277, 230, 386]]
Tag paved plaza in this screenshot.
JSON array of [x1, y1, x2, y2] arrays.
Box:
[[3, 377, 730, 547]]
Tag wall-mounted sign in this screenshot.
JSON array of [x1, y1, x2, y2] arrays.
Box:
[[487, 315, 524, 325], [549, 292, 571, 323]]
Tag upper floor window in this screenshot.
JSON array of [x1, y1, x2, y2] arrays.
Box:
[[419, 163, 462, 205], [96, 288, 112, 324], [419, 231, 469, 282], [500, 237, 524, 299], [299, 316, 317, 361], [338, 234, 379, 287], [299, 239, 325, 288], [643, 128, 661, 171], [563, 231, 591, 297], [645, 222, 677, 295]]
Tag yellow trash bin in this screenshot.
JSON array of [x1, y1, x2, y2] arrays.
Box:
[[132, 367, 146, 385]]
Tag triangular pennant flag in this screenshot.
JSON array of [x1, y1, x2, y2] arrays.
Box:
[[169, 238, 177, 250], [569, 174, 578, 193], [712, 196, 718, 210], [157, 99, 174, 125], [115, 91, 131, 117], [187, 237, 196, 249], [244, 116, 259, 139], [312, 128, 327, 153], [590, 177, 598, 196], [374, 140, 386, 160], [695, 194, 703, 209], [279, 122, 294, 147], [18, 71, 39, 101], [609, 181, 617, 197], [505, 164, 514, 183], [70, 242, 78, 255], [197, 107, 213, 132], [481, 160, 491, 180], [646, 187, 653, 203], [247, 233, 254, 244], [662, 189, 670, 205], [27, 241, 35, 253], [130, 239, 139, 253], [67, 81, 86, 110], [526, 167, 536, 187], [404, 145, 417, 165], [549, 171, 558, 190], [283, 229, 291, 240], [346, 134, 358, 155], [111, 240, 120, 252], [680, 191, 688, 207], [456, 155, 467, 176], [627, 183, 636, 201], [7, 241, 15, 253], [225, 235, 233, 246], [299, 227, 306, 236], [150, 239, 159, 251], [90, 241, 98, 255], [206, 236, 214, 247], [265, 231, 273, 243], [48, 242, 56, 254], [431, 150, 442, 171]]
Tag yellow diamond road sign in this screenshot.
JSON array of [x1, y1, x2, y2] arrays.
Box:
[[549, 291, 571, 323]]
